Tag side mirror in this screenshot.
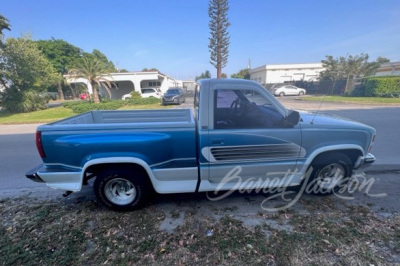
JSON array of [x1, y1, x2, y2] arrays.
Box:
[[285, 110, 300, 127]]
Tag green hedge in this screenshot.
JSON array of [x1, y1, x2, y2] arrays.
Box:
[[125, 97, 160, 105], [63, 97, 160, 114], [363, 76, 400, 97]]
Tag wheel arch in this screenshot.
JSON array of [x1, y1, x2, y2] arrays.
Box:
[[81, 157, 156, 191], [300, 145, 364, 174]]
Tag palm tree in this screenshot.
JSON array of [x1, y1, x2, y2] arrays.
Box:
[[68, 56, 113, 103]]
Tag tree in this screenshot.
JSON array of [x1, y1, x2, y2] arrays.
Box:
[[88, 49, 116, 72], [0, 36, 59, 112], [36, 38, 83, 100], [231, 68, 250, 79], [320, 54, 388, 93], [0, 14, 11, 48], [208, 0, 230, 78], [68, 55, 113, 103], [0, 14, 11, 91], [36, 40, 117, 100], [195, 70, 211, 81], [142, 68, 159, 72]]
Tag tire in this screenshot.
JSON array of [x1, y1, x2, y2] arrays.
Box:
[[279, 92, 285, 97], [305, 153, 353, 195], [298, 91, 304, 96], [94, 167, 150, 211]]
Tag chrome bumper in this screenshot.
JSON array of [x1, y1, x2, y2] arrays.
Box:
[[25, 164, 82, 191], [354, 153, 376, 170]]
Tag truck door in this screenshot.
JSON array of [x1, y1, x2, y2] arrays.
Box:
[[204, 87, 302, 185]]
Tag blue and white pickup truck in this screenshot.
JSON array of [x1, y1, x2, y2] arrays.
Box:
[[26, 79, 376, 211]]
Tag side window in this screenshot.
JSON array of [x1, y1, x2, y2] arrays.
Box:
[[214, 89, 284, 129]]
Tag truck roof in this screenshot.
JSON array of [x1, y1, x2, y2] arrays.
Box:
[[197, 78, 261, 87]]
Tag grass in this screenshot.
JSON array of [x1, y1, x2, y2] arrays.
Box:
[[300, 96, 400, 105], [0, 103, 174, 124], [0, 197, 399, 265], [0, 107, 74, 124]]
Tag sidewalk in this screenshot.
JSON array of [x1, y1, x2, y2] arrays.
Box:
[[0, 123, 42, 135], [278, 97, 397, 111]]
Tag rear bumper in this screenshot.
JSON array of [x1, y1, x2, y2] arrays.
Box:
[[26, 164, 45, 183], [354, 153, 376, 170], [25, 164, 82, 192]]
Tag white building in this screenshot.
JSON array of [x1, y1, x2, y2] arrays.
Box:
[[375, 62, 400, 76], [65, 71, 183, 100], [250, 63, 324, 84]]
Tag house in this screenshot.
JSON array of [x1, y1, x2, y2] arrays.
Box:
[[250, 63, 324, 84], [64, 71, 182, 100], [375, 62, 400, 76]]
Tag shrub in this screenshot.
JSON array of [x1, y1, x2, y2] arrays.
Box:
[[129, 91, 142, 100], [347, 85, 366, 97], [63, 101, 125, 113], [1, 89, 49, 113], [125, 97, 160, 105], [363, 76, 400, 97], [63, 98, 160, 113]]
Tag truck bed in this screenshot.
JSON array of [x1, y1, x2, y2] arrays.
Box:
[[37, 108, 197, 172], [41, 109, 195, 130]]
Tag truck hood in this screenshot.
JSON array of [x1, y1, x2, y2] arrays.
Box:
[[298, 111, 375, 133]]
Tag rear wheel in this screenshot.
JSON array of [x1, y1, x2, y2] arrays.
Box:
[[94, 167, 150, 211], [279, 92, 285, 97], [298, 91, 304, 96], [305, 153, 353, 195]]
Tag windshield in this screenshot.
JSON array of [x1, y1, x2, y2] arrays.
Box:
[[166, 89, 180, 94]]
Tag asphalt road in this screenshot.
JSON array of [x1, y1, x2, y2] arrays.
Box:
[[0, 100, 399, 212]]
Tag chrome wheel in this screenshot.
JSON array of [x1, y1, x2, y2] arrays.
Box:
[[104, 178, 137, 205], [316, 163, 345, 190]]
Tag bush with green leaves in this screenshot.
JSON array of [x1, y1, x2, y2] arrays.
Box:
[[363, 76, 400, 97], [63, 101, 125, 113], [347, 85, 366, 97], [63, 97, 160, 114], [1, 89, 49, 113], [129, 91, 142, 99], [125, 97, 160, 105]]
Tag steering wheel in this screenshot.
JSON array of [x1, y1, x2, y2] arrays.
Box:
[[230, 98, 241, 115]]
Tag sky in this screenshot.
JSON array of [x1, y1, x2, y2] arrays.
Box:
[[2, 0, 400, 80]]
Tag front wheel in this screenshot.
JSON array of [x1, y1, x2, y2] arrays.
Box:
[[279, 92, 285, 97], [305, 153, 353, 195], [94, 168, 150, 211]]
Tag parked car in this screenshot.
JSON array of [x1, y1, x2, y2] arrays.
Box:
[[80, 92, 90, 100], [141, 88, 161, 99], [274, 85, 306, 96], [122, 88, 161, 100], [162, 88, 185, 105], [26, 79, 376, 211]]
